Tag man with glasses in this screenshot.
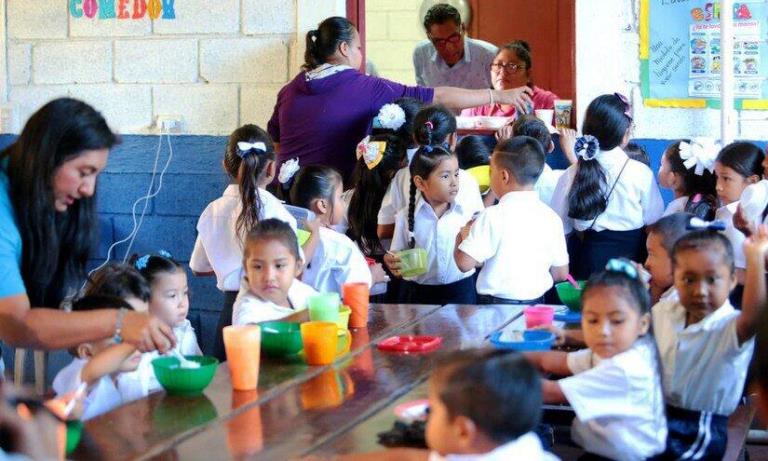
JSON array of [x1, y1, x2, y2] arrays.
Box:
[[413, 3, 497, 89]]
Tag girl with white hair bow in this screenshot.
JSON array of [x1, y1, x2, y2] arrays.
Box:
[[657, 137, 719, 220]]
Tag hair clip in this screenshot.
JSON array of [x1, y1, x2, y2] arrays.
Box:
[[158, 250, 172, 259], [374, 104, 406, 131], [687, 217, 727, 231], [278, 158, 300, 185], [614, 92, 632, 120], [422, 144, 434, 153], [424, 121, 434, 130], [135, 255, 150, 271], [678, 137, 718, 176], [236, 141, 267, 159], [605, 258, 638, 279], [574, 135, 599, 161], [356, 136, 386, 170]]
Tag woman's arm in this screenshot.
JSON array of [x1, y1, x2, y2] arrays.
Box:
[[0, 295, 175, 352], [433, 86, 533, 112]]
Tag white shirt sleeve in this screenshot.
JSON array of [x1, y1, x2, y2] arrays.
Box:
[[550, 216, 570, 267], [378, 176, 404, 226], [457, 210, 497, 264], [232, 291, 265, 326], [189, 234, 212, 273], [335, 239, 373, 287], [559, 360, 635, 421], [641, 168, 665, 225], [566, 348, 595, 375], [550, 167, 575, 233], [459, 171, 485, 215]]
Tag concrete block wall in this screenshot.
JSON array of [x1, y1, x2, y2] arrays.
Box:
[[366, 0, 423, 85]]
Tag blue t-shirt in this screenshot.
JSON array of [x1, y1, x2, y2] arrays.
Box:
[[0, 163, 25, 298]]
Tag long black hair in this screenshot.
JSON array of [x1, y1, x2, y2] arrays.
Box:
[[2, 98, 118, 306], [716, 141, 764, 180], [663, 140, 718, 220], [304, 17, 356, 71], [407, 146, 455, 248], [371, 97, 424, 149], [568, 94, 632, 220], [129, 251, 183, 287], [413, 104, 456, 148], [455, 135, 491, 170], [223, 124, 275, 243], [348, 134, 406, 255], [289, 165, 343, 216]]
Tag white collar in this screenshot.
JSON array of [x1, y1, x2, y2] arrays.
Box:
[[305, 63, 353, 81], [595, 146, 629, 164], [414, 193, 464, 218], [431, 432, 550, 460], [498, 190, 538, 204], [673, 299, 737, 333], [223, 184, 239, 197]]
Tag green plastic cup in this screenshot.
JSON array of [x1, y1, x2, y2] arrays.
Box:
[[308, 293, 341, 322], [397, 248, 428, 278]]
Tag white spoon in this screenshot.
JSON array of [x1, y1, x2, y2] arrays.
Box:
[[170, 349, 200, 369]]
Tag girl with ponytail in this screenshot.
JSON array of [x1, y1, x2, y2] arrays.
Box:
[[190, 124, 297, 361], [550, 94, 664, 279], [384, 143, 477, 304]]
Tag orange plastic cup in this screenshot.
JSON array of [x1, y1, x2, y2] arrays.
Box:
[[300, 321, 351, 366], [223, 325, 261, 390], [342, 282, 370, 328]]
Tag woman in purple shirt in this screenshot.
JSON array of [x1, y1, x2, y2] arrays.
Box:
[[268, 16, 533, 183]]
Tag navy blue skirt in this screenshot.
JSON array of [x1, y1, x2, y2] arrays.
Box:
[[401, 276, 477, 305], [567, 228, 647, 280], [211, 290, 238, 362]]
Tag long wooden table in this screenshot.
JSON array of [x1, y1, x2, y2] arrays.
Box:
[[70, 304, 523, 460]]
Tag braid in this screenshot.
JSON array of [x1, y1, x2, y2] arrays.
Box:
[[408, 180, 417, 249]]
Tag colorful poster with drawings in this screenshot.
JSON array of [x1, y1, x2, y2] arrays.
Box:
[[640, 0, 768, 109]]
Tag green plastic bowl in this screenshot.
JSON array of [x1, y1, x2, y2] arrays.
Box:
[[555, 281, 585, 311], [151, 355, 219, 396], [261, 321, 303, 357]]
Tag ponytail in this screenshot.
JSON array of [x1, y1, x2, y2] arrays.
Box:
[[303, 17, 356, 71], [413, 104, 456, 147], [223, 125, 275, 242]]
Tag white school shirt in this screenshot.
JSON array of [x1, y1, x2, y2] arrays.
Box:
[[717, 201, 746, 269], [189, 185, 297, 291], [559, 338, 667, 461], [652, 298, 755, 415], [550, 147, 665, 233], [232, 277, 317, 326], [662, 196, 688, 217], [535, 164, 564, 206], [53, 358, 150, 421], [427, 432, 560, 461], [302, 227, 372, 293], [739, 179, 768, 225], [459, 191, 569, 300], [377, 168, 484, 226], [390, 195, 475, 285]]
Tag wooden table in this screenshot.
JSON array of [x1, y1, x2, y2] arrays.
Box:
[[72, 304, 521, 460]]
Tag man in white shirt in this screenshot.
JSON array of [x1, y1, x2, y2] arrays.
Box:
[[413, 4, 497, 89]]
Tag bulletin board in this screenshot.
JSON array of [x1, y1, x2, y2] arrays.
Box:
[[640, 0, 768, 110]]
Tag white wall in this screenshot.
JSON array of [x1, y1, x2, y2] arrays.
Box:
[[576, 0, 768, 140], [1, 0, 345, 135], [366, 0, 424, 85]]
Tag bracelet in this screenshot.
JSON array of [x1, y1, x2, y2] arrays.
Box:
[[488, 88, 495, 106], [113, 308, 127, 344]]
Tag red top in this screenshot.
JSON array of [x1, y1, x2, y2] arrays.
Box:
[[460, 85, 558, 119]]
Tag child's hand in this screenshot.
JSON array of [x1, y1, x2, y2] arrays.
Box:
[[458, 219, 475, 243], [533, 324, 566, 346], [370, 263, 389, 284], [383, 252, 403, 278], [495, 124, 515, 142], [734, 204, 757, 238], [744, 224, 768, 259], [559, 128, 578, 165]]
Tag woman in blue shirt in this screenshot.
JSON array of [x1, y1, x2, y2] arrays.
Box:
[[0, 98, 175, 356]]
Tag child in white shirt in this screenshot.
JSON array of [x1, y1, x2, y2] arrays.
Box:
[[527, 260, 667, 461], [53, 296, 148, 421], [232, 218, 317, 326], [287, 165, 372, 293], [385, 144, 476, 304], [651, 228, 764, 460], [455, 136, 569, 304], [657, 138, 719, 220], [643, 212, 695, 304], [189, 124, 299, 361]]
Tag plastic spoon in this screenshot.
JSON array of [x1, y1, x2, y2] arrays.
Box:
[[565, 274, 580, 289], [170, 349, 200, 369], [63, 382, 88, 417]]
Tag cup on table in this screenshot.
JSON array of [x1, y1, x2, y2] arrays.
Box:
[[223, 325, 261, 390], [554, 99, 573, 129], [300, 321, 351, 366], [307, 293, 341, 322], [342, 282, 370, 328], [524, 305, 555, 329], [534, 109, 554, 126]]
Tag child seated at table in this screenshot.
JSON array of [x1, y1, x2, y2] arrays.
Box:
[[232, 218, 317, 326], [321, 349, 558, 461], [650, 228, 764, 460], [53, 295, 148, 420], [132, 251, 201, 356], [83, 262, 151, 311], [526, 259, 667, 460], [454, 136, 569, 305]]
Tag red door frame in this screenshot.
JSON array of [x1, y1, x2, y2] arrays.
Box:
[[347, 0, 366, 72]]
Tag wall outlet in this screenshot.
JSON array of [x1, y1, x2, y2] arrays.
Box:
[[155, 114, 184, 134]]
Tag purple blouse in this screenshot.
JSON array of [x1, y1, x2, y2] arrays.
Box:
[[268, 69, 434, 182]]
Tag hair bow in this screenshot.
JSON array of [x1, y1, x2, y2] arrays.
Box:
[[278, 158, 300, 185], [373, 104, 406, 131], [614, 92, 633, 120], [678, 137, 718, 176], [605, 258, 638, 279], [574, 135, 599, 161], [237, 141, 267, 158], [422, 144, 434, 153], [135, 255, 150, 271], [356, 136, 386, 170], [158, 250, 172, 259], [687, 217, 727, 231]]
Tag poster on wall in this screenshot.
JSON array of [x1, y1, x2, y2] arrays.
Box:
[[640, 0, 768, 109]]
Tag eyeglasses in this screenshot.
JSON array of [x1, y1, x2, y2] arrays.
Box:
[[429, 30, 462, 48], [490, 62, 526, 73]]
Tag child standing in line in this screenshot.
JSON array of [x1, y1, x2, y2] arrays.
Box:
[[385, 144, 476, 304], [526, 260, 667, 461], [550, 94, 664, 279], [650, 229, 764, 460], [232, 219, 317, 326], [189, 124, 299, 361], [657, 138, 719, 220], [511, 115, 568, 206], [455, 137, 568, 305]]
